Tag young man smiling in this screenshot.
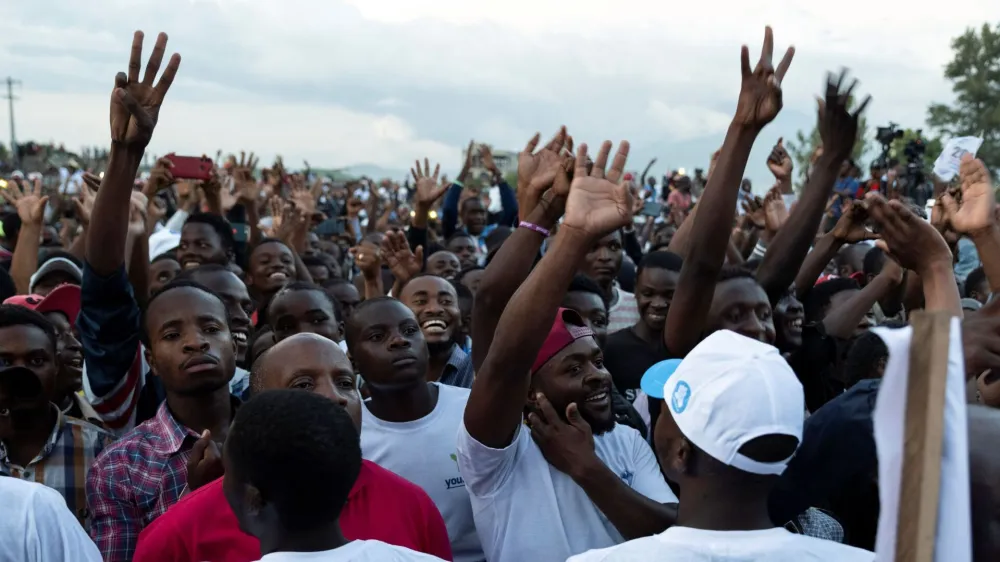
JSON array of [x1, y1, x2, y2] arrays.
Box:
[[397, 274, 474, 389], [347, 297, 485, 562], [131, 333, 452, 562], [459, 141, 677, 562]]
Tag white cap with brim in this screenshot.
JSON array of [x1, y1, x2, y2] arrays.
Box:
[[148, 229, 181, 262], [640, 330, 805, 476], [29, 257, 83, 294]]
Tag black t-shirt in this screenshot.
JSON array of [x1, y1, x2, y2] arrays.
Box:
[[603, 327, 670, 403]]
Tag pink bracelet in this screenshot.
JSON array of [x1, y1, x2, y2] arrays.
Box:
[[519, 221, 550, 237]]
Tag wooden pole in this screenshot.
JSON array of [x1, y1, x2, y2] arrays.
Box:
[[894, 310, 952, 562]]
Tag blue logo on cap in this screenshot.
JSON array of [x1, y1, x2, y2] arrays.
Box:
[[671, 381, 691, 413]]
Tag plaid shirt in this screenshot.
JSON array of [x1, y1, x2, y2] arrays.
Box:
[[0, 404, 111, 530], [439, 344, 474, 389], [86, 399, 231, 562]]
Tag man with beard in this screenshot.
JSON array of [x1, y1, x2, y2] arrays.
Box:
[[459, 141, 677, 562], [398, 274, 473, 388], [347, 297, 484, 561], [87, 280, 239, 562], [0, 305, 111, 529]]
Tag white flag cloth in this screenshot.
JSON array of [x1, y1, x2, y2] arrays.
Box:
[[872, 319, 971, 561], [932, 137, 983, 181]]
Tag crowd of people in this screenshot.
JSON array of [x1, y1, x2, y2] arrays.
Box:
[[1, 25, 998, 562]]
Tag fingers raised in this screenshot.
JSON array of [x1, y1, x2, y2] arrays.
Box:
[[128, 31, 144, 83], [606, 141, 630, 185]]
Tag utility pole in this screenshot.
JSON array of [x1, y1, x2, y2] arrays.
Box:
[[3, 77, 21, 168]]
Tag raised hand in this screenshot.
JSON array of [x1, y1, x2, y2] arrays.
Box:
[[349, 244, 382, 280], [829, 200, 876, 243], [233, 151, 262, 205], [381, 230, 423, 285], [562, 141, 633, 237], [517, 127, 573, 215], [762, 185, 788, 233], [766, 138, 793, 181], [2, 177, 49, 226], [289, 179, 317, 217], [480, 144, 499, 174], [145, 157, 175, 195], [741, 196, 766, 229], [865, 193, 952, 274], [75, 174, 99, 226], [817, 70, 871, 162], [941, 154, 997, 235], [734, 26, 795, 130], [110, 31, 181, 149], [411, 158, 448, 209]]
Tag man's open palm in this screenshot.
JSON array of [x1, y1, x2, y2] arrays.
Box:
[[943, 154, 996, 235], [563, 141, 633, 237], [110, 31, 180, 149]]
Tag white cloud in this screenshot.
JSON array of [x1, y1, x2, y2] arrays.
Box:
[[0, 0, 992, 184]]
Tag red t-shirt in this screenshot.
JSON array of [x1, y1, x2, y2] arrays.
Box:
[[132, 460, 453, 562]]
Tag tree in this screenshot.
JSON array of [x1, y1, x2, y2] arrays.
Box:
[[927, 22, 1000, 173], [785, 104, 871, 190]]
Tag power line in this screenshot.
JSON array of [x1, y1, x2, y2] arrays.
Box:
[[2, 77, 21, 168]]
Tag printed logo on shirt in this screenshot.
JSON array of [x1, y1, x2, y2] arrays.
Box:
[[671, 381, 691, 413], [447, 453, 466, 490], [619, 470, 635, 487]]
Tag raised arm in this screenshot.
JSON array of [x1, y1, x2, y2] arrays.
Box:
[[665, 27, 795, 357], [465, 140, 632, 449], [472, 128, 572, 372], [756, 72, 871, 305], [942, 154, 1000, 295], [5, 178, 48, 294], [792, 201, 874, 300]]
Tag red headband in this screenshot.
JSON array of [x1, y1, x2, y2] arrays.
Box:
[[530, 308, 595, 374]]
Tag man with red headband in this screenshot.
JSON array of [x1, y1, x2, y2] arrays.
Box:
[[457, 141, 677, 562]]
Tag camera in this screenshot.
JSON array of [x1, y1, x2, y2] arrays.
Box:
[[876, 123, 904, 147]]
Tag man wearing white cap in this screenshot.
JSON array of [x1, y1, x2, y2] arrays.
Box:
[[568, 330, 873, 561]]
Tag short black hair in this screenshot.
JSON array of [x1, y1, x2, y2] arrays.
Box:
[[301, 255, 327, 270], [247, 324, 274, 369], [842, 330, 889, 387], [1, 212, 22, 241], [452, 280, 473, 304], [717, 266, 757, 283], [184, 212, 236, 253], [269, 281, 343, 323], [803, 277, 860, 323], [398, 272, 457, 297], [456, 266, 484, 284], [39, 250, 83, 268], [637, 251, 683, 276], [445, 231, 476, 246], [567, 274, 608, 307], [226, 389, 361, 530], [322, 277, 353, 289], [966, 267, 989, 298], [141, 279, 231, 347], [0, 304, 57, 351], [174, 263, 234, 282], [863, 247, 887, 278], [344, 296, 403, 349], [459, 197, 484, 213], [152, 251, 178, 264]]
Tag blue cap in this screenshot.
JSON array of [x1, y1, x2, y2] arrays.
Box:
[[640, 358, 683, 399]]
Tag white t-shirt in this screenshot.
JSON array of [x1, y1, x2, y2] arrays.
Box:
[[361, 383, 484, 562], [566, 526, 874, 561], [456, 421, 677, 562], [256, 540, 446, 561], [0, 478, 103, 562]]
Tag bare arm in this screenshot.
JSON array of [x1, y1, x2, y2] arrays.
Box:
[[6, 179, 46, 294], [822, 261, 901, 339], [756, 73, 871, 305], [466, 140, 629, 449]]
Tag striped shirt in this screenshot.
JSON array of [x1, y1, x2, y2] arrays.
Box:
[[86, 398, 236, 562], [608, 285, 640, 334], [0, 404, 111, 530]]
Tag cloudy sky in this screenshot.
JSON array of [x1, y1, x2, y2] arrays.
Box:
[[1, 1, 995, 186]]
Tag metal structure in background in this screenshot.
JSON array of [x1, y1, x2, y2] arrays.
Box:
[[3, 76, 20, 168]]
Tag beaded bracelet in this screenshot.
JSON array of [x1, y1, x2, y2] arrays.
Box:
[[519, 221, 550, 237]]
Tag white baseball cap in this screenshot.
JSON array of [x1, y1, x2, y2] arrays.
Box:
[[640, 330, 804, 475]]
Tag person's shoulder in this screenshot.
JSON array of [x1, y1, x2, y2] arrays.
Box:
[[605, 328, 640, 348], [785, 533, 874, 560], [0, 476, 58, 503], [360, 460, 435, 503], [64, 415, 113, 441], [92, 417, 161, 463], [566, 535, 663, 561]]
